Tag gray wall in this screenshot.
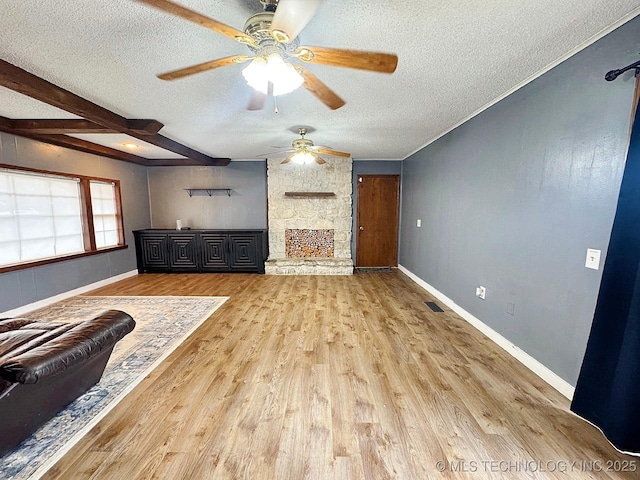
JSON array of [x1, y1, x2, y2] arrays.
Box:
[[0, 132, 151, 313], [147, 161, 267, 230], [399, 17, 640, 386], [352, 160, 403, 261]]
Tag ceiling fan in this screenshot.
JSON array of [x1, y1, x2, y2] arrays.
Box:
[[134, 0, 398, 110], [270, 127, 350, 165]]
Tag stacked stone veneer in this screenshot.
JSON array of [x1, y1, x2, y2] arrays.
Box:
[[265, 157, 353, 275]]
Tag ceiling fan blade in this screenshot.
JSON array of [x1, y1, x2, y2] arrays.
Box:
[[247, 89, 267, 111], [312, 153, 327, 165], [315, 147, 350, 158], [281, 153, 296, 164], [296, 46, 398, 73], [134, 0, 256, 46], [157, 55, 250, 81], [255, 149, 294, 157], [295, 65, 345, 110], [270, 0, 321, 43]]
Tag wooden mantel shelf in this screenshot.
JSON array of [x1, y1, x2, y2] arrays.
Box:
[[284, 192, 336, 198]]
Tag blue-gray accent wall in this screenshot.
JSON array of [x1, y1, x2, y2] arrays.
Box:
[[399, 16, 640, 386], [0, 133, 151, 313]]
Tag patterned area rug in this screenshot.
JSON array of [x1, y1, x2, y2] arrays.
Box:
[[1, 295, 228, 480]]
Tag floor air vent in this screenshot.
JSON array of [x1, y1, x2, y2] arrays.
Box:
[[425, 301, 444, 312]]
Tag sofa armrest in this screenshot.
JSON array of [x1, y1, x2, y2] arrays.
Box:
[[0, 310, 135, 384]]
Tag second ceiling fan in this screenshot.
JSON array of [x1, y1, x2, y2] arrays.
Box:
[[134, 0, 398, 110], [277, 127, 350, 165]]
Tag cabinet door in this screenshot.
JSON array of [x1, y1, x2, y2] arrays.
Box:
[[168, 233, 199, 270], [137, 233, 170, 271], [228, 233, 263, 272], [200, 233, 229, 271]]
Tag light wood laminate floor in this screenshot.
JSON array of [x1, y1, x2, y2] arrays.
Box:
[[42, 271, 638, 479]]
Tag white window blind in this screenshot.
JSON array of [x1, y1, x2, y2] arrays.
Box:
[[0, 170, 84, 267], [90, 180, 119, 249]]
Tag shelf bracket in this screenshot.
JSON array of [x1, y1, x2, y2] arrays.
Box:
[[185, 188, 231, 197]]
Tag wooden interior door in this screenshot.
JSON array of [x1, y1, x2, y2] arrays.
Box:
[[356, 174, 400, 267]]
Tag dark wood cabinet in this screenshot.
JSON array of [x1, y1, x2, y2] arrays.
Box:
[[134, 229, 267, 274]]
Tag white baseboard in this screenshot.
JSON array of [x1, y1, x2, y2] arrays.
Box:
[[398, 265, 575, 400], [1, 270, 138, 318]]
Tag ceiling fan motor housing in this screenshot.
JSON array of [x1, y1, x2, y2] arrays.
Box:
[[243, 10, 299, 56], [292, 138, 314, 150]]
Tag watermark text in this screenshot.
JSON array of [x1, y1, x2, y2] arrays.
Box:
[[434, 459, 637, 474]]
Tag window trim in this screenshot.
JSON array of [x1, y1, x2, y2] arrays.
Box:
[[0, 163, 127, 273]]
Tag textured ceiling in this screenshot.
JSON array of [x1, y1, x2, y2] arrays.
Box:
[[0, 0, 639, 162]]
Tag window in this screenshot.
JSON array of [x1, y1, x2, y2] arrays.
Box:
[[0, 165, 125, 271], [90, 181, 120, 249]]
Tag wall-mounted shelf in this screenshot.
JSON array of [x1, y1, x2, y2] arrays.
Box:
[[284, 192, 336, 198], [185, 188, 231, 197]]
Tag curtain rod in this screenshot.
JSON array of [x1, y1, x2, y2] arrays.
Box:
[[605, 60, 640, 81]]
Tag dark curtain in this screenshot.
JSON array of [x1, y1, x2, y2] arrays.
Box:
[[571, 93, 640, 454]]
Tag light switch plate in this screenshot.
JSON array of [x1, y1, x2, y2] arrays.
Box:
[[585, 248, 601, 270], [417, 219, 422, 227]]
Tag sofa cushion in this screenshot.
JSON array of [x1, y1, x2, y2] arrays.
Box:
[[0, 319, 37, 333], [0, 330, 46, 357], [26, 322, 73, 331], [0, 310, 135, 384], [0, 324, 76, 364]]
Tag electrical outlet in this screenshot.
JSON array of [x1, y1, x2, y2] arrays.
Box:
[[585, 248, 601, 270], [476, 286, 486, 300], [417, 219, 422, 227]]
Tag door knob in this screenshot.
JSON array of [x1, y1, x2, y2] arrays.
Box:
[[359, 226, 364, 231]]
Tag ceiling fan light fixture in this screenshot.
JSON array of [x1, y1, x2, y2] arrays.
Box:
[[267, 54, 303, 95], [242, 53, 303, 96], [242, 56, 269, 94], [291, 150, 315, 164]]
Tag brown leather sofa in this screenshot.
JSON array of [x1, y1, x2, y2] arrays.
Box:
[[0, 310, 135, 455]]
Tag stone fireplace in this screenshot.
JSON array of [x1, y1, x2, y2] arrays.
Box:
[[264, 157, 353, 275]]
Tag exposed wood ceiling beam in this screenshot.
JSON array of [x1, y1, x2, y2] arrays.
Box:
[[0, 117, 218, 166], [144, 158, 216, 166], [32, 134, 152, 165], [0, 59, 230, 166], [0, 119, 148, 165], [126, 119, 165, 135], [0, 116, 14, 130], [9, 118, 164, 135], [9, 119, 114, 134]]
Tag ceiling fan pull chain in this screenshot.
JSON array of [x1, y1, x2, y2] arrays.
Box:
[[274, 95, 279, 114]]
